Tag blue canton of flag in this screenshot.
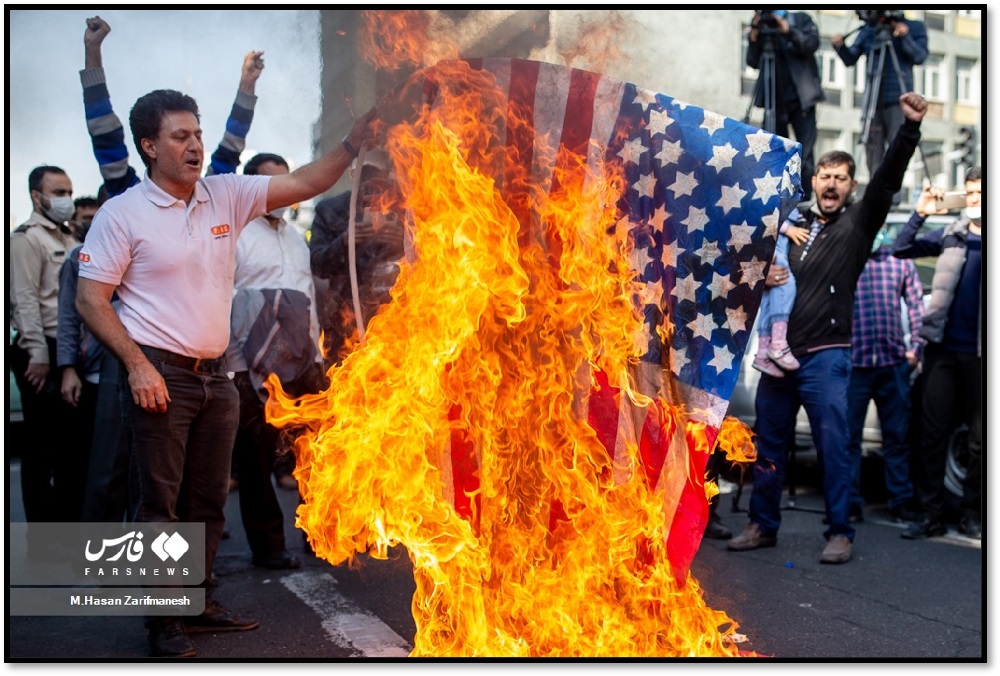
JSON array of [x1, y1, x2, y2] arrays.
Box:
[[608, 85, 802, 410]]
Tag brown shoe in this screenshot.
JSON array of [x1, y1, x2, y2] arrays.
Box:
[[184, 600, 259, 634], [727, 522, 777, 551], [820, 535, 852, 564]]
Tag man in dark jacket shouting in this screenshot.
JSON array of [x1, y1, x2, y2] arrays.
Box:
[[728, 91, 928, 565]]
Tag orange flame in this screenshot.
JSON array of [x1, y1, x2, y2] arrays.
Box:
[[265, 17, 754, 659], [360, 10, 458, 71]]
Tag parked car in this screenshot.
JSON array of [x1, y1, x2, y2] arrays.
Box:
[[727, 210, 963, 499]]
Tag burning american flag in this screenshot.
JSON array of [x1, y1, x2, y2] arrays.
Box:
[[269, 57, 800, 656]]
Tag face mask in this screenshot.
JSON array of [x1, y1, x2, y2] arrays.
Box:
[[41, 195, 75, 224], [870, 229, 886, 253], [965, 206, 981, 222], [74, 219, 93, 241], [268, 207, 287, 221]]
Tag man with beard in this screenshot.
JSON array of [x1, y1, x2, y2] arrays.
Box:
[[727, 91, 928, 565]]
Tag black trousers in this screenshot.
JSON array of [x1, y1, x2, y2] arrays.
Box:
[[10, 337, 89, 525], [232, 371, 289, 557], [81, 352, 129, 522], [917, 344, 982, 522]]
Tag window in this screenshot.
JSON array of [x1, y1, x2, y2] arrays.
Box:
[[853, 65, 866, 108], [818, 50, 843, 106], [955, 57, 978, 105], [820, 50, 844, 89], [922, 11, 946, 32], [919, 54, 946, 102], [853, 58, 867, 94], [814, 129, 844, 161]]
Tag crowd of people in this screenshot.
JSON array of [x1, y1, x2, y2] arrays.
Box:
[[8, 10, 980, 658], [713, 10, 980, 567]]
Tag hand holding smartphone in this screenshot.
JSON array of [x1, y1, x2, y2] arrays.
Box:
[[934, 191, 967, 211]]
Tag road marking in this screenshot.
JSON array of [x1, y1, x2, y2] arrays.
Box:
[[281, 570, 411, 657]]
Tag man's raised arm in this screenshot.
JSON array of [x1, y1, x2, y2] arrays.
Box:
[[207, 50, 266, 177], [266, 107, 378, 212], [80, 15, 137, 198]]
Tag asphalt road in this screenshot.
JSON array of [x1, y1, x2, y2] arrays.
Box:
[[7, 456, 984, 661]]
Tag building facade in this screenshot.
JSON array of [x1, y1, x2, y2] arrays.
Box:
[[314, 9, 981, 206]]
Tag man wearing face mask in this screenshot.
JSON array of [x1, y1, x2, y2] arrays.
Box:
[[68, 196, 100, 243], [10, 165, 83, 554], [893, 167, 982, 540], [728, 92, 927, 565], [225, 152, 324, 572]]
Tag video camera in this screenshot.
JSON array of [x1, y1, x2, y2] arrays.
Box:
[[755, 9, 788, 29], [856, 9, 905, 28]]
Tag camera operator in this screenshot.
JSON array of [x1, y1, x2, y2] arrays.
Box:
[[833, 11, 928, 178], [747, 10, 824, 200]]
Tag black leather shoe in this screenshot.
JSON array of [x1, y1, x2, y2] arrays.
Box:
[[901, 520, 947, 539], [888, 505, 924, 523], [184, 600, 259, 634], [958, 518, 982, 540], [148, 617, 196, 657], [704, 518, 733, 540], [252, 550, 301, 570]]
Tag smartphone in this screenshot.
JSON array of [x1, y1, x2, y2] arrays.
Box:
[[935, 191, 967, 211]]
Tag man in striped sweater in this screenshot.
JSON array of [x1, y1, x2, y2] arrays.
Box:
[[81, 15, 263, 197]]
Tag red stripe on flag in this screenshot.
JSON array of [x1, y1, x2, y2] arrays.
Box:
[[587, 369, 620, 464], [505, 59, 541, 249], [666, 423, 716, 575], [638, 402, 674, 490], [448, 403, 480, 527], [544, 67, 602, 269]]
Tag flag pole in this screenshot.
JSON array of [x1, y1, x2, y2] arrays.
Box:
[[348, 144, 368, 342]]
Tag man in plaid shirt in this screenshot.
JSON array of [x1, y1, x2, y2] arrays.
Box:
[[847, 232, 925, 523]]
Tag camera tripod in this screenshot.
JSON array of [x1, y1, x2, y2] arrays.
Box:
[[742, 28, 780, 133], [856, 21, 932, 183]]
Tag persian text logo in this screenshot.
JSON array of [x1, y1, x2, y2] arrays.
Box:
[[84, 531, 189, 563], [85, 532, 144, 562]]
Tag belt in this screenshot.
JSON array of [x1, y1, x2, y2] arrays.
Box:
[[139, 346, 226, 374]]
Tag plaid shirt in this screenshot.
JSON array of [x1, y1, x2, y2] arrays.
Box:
[[851, 247, 926, 368]]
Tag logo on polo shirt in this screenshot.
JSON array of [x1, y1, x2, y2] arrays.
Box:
[[78, 252, 91, 263], [211, 224, 231, 239]]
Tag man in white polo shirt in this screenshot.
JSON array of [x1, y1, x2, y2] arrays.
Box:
[[76, 88, 375, 658]]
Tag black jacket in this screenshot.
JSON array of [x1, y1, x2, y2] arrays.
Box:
[[785, 118, 922, 357], [746, 11, 824, 110]]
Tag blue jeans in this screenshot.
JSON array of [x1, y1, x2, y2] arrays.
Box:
[[847, 362, 915, 511], [750, 348, 854, 541], [119, 350, 239, 595]]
